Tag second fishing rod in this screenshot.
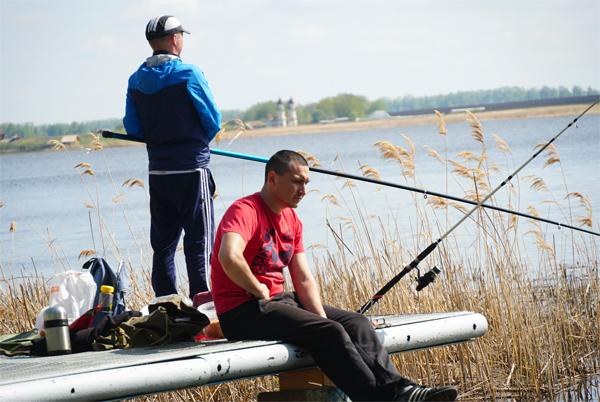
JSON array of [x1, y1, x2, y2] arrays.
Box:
[[357, 98, 599, 314]]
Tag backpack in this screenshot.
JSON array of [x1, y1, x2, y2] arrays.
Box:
[[82, 257, 130, 315]]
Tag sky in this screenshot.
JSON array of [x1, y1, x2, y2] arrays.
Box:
[[0, 0, 599, 125]]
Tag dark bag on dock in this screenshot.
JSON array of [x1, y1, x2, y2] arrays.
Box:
[[94, 295, 210, 350]]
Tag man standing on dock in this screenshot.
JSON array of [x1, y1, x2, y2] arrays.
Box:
[[123, 15, 221, 299], [210, 150, 458, 402]]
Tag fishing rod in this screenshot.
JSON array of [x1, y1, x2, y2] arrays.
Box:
[[357, 98, 600, 314], [100, 130, 599, 237]]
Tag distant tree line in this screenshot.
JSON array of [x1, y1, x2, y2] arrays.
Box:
[[1, 118, 123, 138], [383, 85, 598, 113], [241, 94, 384, 124], [2, 86, 597, 137], [240, 85, 598, 124]]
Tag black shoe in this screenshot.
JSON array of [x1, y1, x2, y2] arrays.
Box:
[[395, 385, 458, 401]]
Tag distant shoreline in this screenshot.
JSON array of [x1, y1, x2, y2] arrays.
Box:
[[2, 103, 598, 154], [218, 103, 600, 140]]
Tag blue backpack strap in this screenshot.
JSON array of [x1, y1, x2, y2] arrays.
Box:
[[114, 260, 130, 315]]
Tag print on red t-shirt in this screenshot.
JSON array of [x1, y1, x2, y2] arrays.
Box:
[[251, 228, 294, 274], [210, 193, 304, 314]]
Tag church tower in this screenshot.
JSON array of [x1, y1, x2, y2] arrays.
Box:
[[276, 98, 287, 127], [286, 98, 298, 126]]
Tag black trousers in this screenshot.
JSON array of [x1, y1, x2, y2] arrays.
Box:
[[149, 169, 215, 298], [218, 292, 412, 401]]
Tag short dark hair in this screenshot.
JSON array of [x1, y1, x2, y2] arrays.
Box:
[[265, 150, 308, 182]]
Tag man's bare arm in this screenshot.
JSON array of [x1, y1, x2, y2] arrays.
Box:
[[289, 252, 327, 318], [218, 232, 270, 300]]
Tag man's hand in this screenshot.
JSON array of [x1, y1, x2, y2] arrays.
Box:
[[253, 283, 271, 300]]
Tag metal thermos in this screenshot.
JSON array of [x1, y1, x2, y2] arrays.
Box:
[[43, 305, 71, 355]]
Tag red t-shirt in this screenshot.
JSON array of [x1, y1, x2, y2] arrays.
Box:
[[210, 192, 304, 314]]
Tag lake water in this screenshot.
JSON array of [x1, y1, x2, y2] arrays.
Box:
[[1, 113, 599, 279]]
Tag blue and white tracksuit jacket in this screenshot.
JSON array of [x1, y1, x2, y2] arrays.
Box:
[[123, 53, 221, 171]]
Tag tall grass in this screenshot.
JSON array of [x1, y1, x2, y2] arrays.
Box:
[[1, 113, 598, 401]]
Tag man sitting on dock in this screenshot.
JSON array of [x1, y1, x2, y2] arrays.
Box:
[[210, 150, 458, 402]]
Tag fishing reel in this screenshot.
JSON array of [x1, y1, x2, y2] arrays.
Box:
[[415, 266, 441, 291]]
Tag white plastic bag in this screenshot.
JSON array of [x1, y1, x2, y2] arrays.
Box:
[[35, 270, 97, 330]]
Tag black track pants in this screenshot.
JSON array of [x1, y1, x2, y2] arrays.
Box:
[[149, 169, 215, 298], [218, 292, 412, 401]]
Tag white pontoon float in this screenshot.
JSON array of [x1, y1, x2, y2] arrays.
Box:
[[0, 311, 487, 401]]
